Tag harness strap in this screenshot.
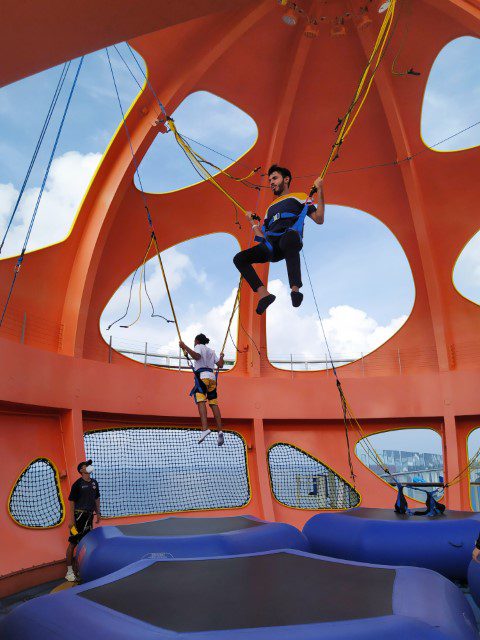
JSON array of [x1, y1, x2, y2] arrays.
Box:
[[189, 367, 218, 399], [254, 201, 312, 255]]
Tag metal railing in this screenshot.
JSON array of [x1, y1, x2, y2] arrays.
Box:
[[4, 314, 480, 380], [113, 343, 355, 371]]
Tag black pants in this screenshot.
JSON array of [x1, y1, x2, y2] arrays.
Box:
[[233, 229, 303, 292]]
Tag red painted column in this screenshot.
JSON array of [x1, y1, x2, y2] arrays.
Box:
[[60, 408, 85, 489], [253, 417, 275, 521]]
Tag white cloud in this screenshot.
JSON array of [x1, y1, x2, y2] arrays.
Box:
[[0, 150, 101, 258], [0, 183, 17, 222], [101, 284, 240, 366], [267, 279, 407, 367], [103, 276, 407, 370], [100, 246, 214, 351]]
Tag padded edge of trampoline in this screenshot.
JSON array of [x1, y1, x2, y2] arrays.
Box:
[[468, 559, 480, 608], [302, 509, 480, 580], [77, 517, 311, 582], [1, 550, 477, 640]]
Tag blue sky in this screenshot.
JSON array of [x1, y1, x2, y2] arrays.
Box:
[[0, 36, 479, 456]]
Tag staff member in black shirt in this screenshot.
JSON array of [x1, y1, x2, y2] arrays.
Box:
[[65, 459, 101, 582]]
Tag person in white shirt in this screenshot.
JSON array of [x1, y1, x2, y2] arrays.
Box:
[[179, 334, 225, 446]]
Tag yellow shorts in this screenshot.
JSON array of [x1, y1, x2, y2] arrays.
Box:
[[195, 378, 218, 405]]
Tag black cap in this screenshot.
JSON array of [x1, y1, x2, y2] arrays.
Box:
[[77, 459, 92, 473]]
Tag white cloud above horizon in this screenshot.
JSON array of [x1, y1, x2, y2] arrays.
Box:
[[266, 279, 408, 366], [101, 270, 409, 369], [0, 150, 101, 258]]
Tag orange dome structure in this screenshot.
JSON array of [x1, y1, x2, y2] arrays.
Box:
[[1, 0, 480, 597]]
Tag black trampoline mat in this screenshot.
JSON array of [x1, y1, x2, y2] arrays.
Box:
[[116, 516, 263, 537], [79, 553, 395, 632], [346, 508, 476, 521]]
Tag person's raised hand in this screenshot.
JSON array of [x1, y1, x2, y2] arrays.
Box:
[[472, 547, 480, 562]]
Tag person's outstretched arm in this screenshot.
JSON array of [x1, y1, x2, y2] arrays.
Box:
[[309, 177, 325, 225], [179, 341, 201, 360]]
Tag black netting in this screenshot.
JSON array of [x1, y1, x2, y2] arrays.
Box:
[[9, 458, 64, 527], [268, 443, 360, 510], [84, 427, 250, 517]]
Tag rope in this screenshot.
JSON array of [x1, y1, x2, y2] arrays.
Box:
[[107, 236, 152, 331], [113, 44, 263, 193], [0, 58, 83, 327], [107, 47, 250, 366], [177, 132, 260, 174], [117, 14, 477, 493], [302, 248, 399, 485], [317, 0, 398, 183], [107, 234, 175, 331], [220, 281, 242, 356], [391, 0, 420, 77], [115, 13, 474, 185], [118, 236, 154, 329], [125, 43, 167, 121], [106, 48, 183, 346], [444, 445, 480, 488], [0, 63, 70, 256], [168, 118, 250, 216], [291, 1, 403, 485]]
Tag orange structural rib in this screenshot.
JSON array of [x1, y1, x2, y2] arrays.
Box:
[[1, 0, 480, 597]]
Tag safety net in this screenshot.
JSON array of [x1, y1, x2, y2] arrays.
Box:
[[84, 427, 250, 517], [9, 457, 63, 527], [268, 443, 360, 510]]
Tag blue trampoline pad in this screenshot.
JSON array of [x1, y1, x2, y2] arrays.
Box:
[[1, 550, 477, 639], [468, 559, 480, 608], [303, 507, 480, 580], [77, 514, 310, 582]]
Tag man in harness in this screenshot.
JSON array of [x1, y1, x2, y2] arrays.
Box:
[[233, 164, 325, 315], [179, 333, 225, 446]]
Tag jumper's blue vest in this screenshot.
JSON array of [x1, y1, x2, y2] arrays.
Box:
[[254, 200, 311, 254]]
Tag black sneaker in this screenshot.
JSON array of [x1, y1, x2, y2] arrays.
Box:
[[291, 291, 303, 308], [256, 294, 276, 315]]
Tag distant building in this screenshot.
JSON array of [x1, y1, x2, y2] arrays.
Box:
[[358, 449, 444, 492]]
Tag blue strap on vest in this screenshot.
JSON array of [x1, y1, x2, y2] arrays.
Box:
[[254, 202, 311, 255], [189, 367, 217, 399]]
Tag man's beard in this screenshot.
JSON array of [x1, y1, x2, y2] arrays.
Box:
[[273, 180, 285, 196]]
